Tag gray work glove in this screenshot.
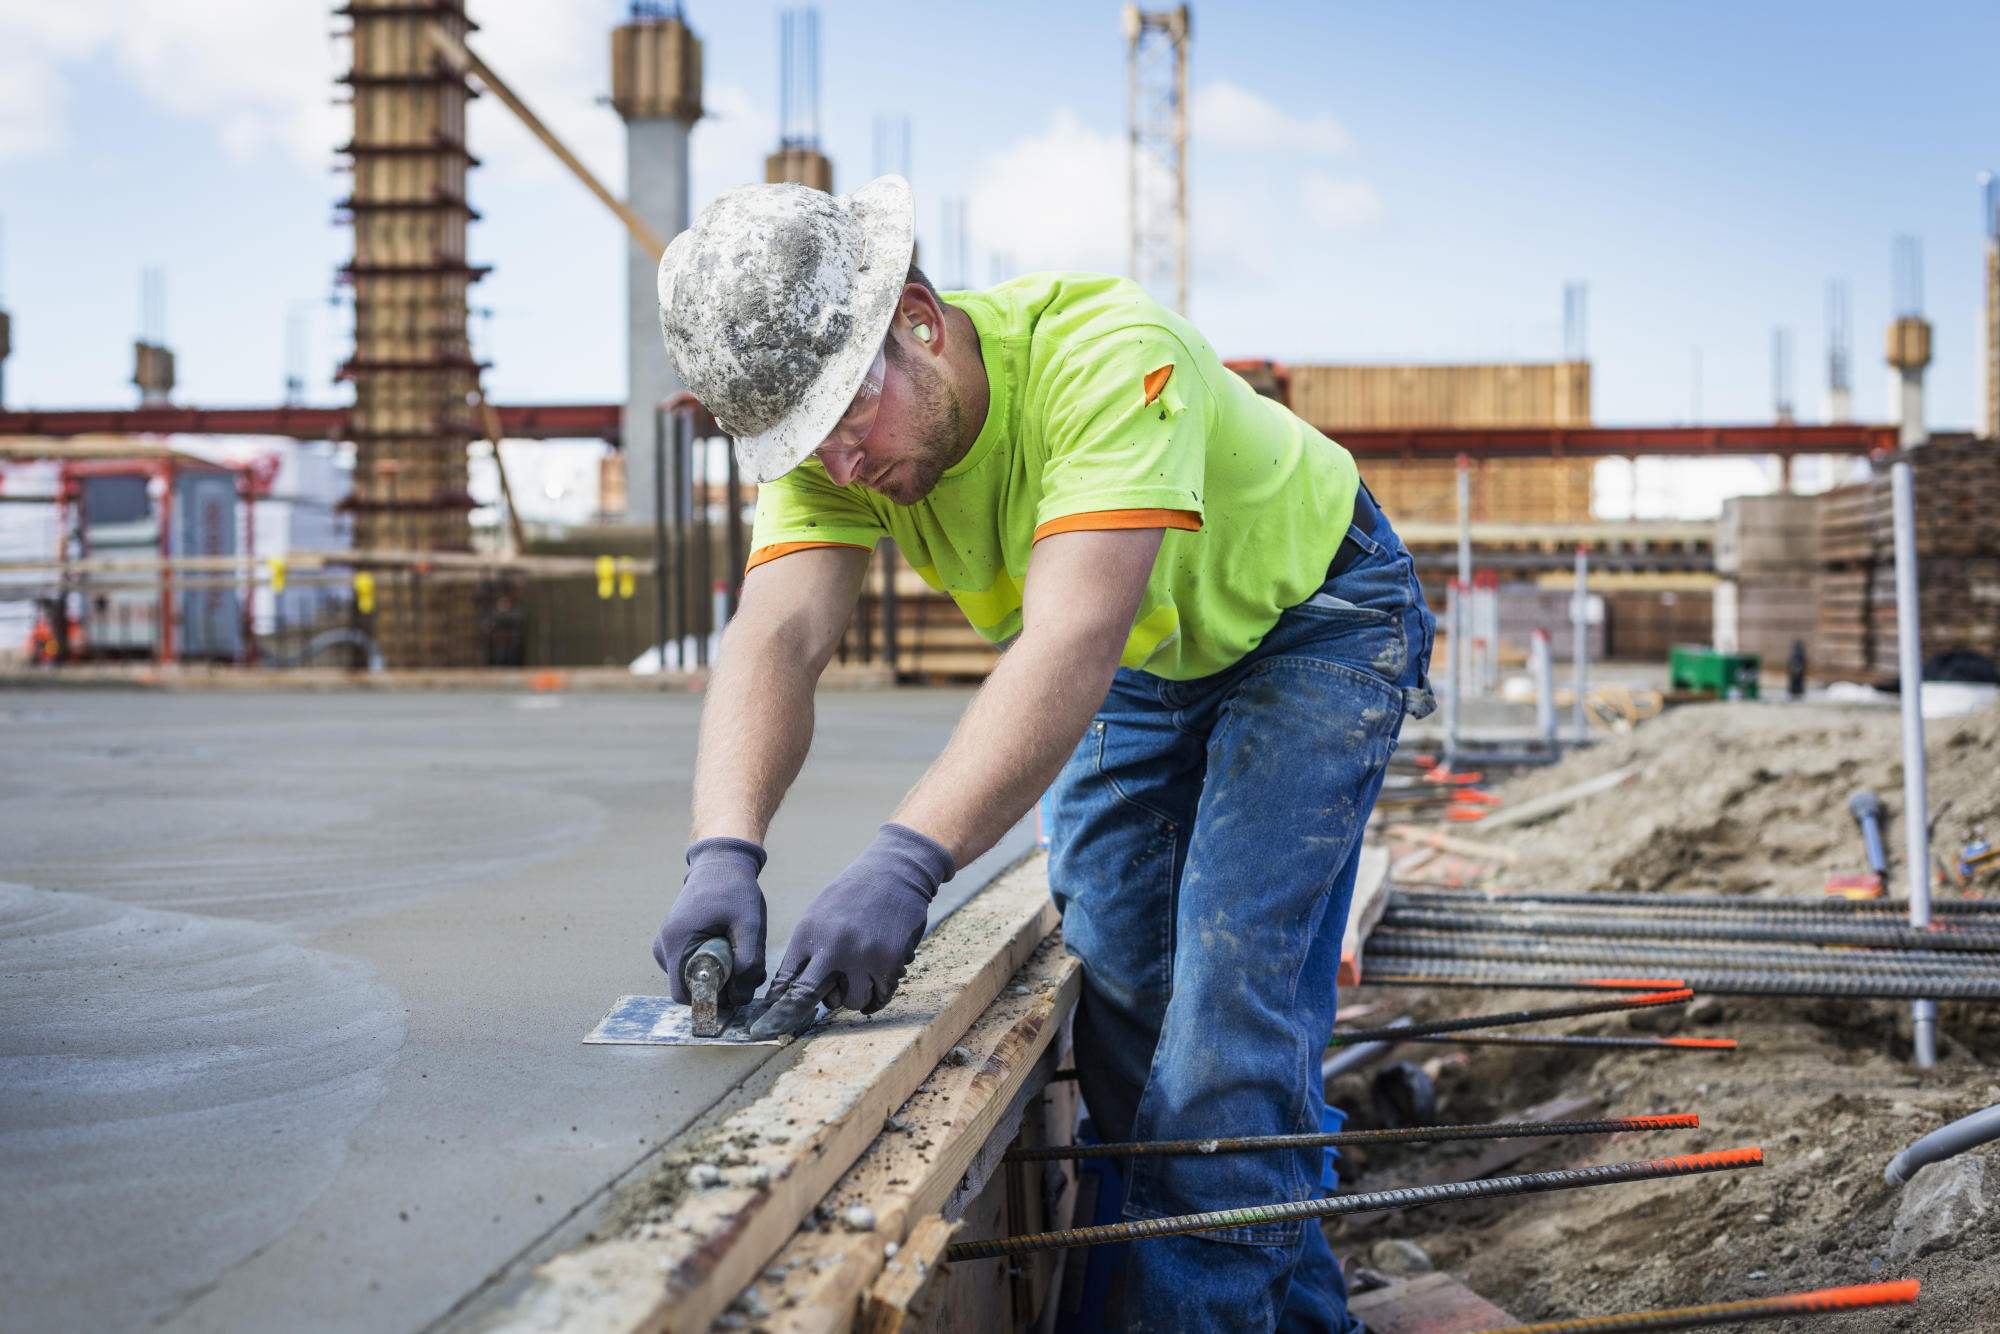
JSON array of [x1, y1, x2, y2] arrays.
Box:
[[746, 823, 956, 1039], [652, 836, 768, 1008]]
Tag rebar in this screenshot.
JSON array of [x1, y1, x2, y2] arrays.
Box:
[[1368, 927, 2000, 976], [1393, 888, 2000, 916], [1381, 905, 2000, 953], [1461, 1277, 1919, 1334], [1360, 955, 2000, 1000], [1329, 988, 1689, 1045], [1002, 1113, 1699, 1164], [945, 1147, 1762, 1261], [1383, 1032, 1737, 1051]]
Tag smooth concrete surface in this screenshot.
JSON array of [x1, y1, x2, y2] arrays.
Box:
[[0, 689, 1027, 1333]]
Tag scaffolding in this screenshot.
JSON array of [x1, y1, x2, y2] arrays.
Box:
[[337, 0, 486, 666]]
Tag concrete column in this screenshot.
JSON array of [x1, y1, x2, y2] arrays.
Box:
[[612, 15, 702, 524], [623, 116, 692, 524]]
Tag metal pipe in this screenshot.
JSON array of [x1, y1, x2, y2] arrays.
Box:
[[652, 402, 668, 664], [1459, 1279, 1918, 1334], [945, 1147, 1763, 1261], [1321, 1015, 1409, 1080], [1884, 1102, 2000, 1186], [1442, 579, 1462, 760], [1890, 457, 1937, 1066], [1359, 956, 2000, 1000], [1329, 987, 1688, 1045], [1379, 905, 2000, 952], [1531, 627, 1556, 749], [1456, 455, 1472, 699], [1572, 545, 1589, 743], [1003, 1113, 1699, 1164]]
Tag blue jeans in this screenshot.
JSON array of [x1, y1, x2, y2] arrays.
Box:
[[1047, 496, 1434, 1333]]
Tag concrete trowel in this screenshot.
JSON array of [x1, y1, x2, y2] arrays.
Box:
[[584, 935, 791, 1046]]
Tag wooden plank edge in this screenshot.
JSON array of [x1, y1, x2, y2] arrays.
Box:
[[1338, 843, 1394, 987], [477, 854, 1058, 1334], [755, 940, 1081, 1333], [860, 1215, 957, 1334]]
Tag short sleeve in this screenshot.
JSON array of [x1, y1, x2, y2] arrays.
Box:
[[1032, 329, 1208, 542], [746, 460, 887, 571]]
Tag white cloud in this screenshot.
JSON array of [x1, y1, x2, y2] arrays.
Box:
[[965, 110, 1126, 275], [0, 0, 342, 168], [463, 0, 623, 189], [690, 83, 778, 211], [1194, 81, 1351, 156], [0, 0, 631, 181], [1300, 170, 1384, 232]]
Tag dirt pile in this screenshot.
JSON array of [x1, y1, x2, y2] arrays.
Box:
[[1484, 699, 2000, 899]]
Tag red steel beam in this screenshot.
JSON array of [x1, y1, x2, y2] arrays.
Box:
[[1325, 423, 1896, 458], [0, 407, 1894, 458], [0, 404, 623, 442]]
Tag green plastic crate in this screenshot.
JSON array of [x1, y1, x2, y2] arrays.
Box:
[[1669, 645, 1760, 699]]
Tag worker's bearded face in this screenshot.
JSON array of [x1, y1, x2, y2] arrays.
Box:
[[857, 338, 964, 506]]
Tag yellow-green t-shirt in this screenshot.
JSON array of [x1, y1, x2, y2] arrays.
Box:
[[746, 272, 1360, 680]]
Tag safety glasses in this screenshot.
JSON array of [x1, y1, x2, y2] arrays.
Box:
[[813, 341, 887, 470]]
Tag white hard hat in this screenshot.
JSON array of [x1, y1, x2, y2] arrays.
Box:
[[656, 175, 916, 483]]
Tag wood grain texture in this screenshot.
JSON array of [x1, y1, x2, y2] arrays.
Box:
[[861, 1216, 956, 1334], [755, 938, 1081, 1333], [478, 856, 1059, 1334]]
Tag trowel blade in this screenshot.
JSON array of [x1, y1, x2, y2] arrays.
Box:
[[583, 995, 790, 1046]]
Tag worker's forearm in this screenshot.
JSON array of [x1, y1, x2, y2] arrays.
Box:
[[689, 623, 819, 845], [892, 631, 1118, 866]]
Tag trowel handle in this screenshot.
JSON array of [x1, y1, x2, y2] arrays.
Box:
[[684, 935, 734, 993]]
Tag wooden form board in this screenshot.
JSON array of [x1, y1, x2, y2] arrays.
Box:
[[479, 857, 1060, 1334], [753, 938, 1082, 1333], [1338, 843, 1393, 987], [1347, 1272, 1518, 1333]]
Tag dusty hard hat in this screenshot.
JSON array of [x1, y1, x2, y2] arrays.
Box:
[[657, 175, 916, 484]]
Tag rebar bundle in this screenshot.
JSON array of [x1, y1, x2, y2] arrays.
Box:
[[1002, 1113, 1699, 1164], [1369, 927, 1999, 976], [1462, 1278, 1919, 1333], [1395, 888, 2000, 917], [1361, 955, 2000, 1000], [1381, 905, 2000, 952], [946, 1148, 1762, 1260]]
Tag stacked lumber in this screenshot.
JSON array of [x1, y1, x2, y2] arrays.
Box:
[[1602, 588, 1713, 660], [1813, 568, 1875, 675], [1812, 441, 2000, 678], [1358, 457, 1597, 525], [1290, 362, 1591, 429], [1714, 495, 1818, 666], [841, 545, 1005, 682], [1867, 559, 2000, 675]]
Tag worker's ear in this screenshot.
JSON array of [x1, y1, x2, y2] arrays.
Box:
[[896, 285, 946, 357]]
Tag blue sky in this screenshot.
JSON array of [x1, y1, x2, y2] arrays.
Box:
[[2, 0, 1995, 432]]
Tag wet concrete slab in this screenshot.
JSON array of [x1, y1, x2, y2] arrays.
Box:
[[0, 688, 1029, 1333]]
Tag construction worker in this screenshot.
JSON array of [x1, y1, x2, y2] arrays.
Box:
[[651, 176, 1433, 1333]]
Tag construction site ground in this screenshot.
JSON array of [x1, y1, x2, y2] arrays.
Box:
[[0, 686, 1029, 1333], [1334, 696, 2000, 1331]]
